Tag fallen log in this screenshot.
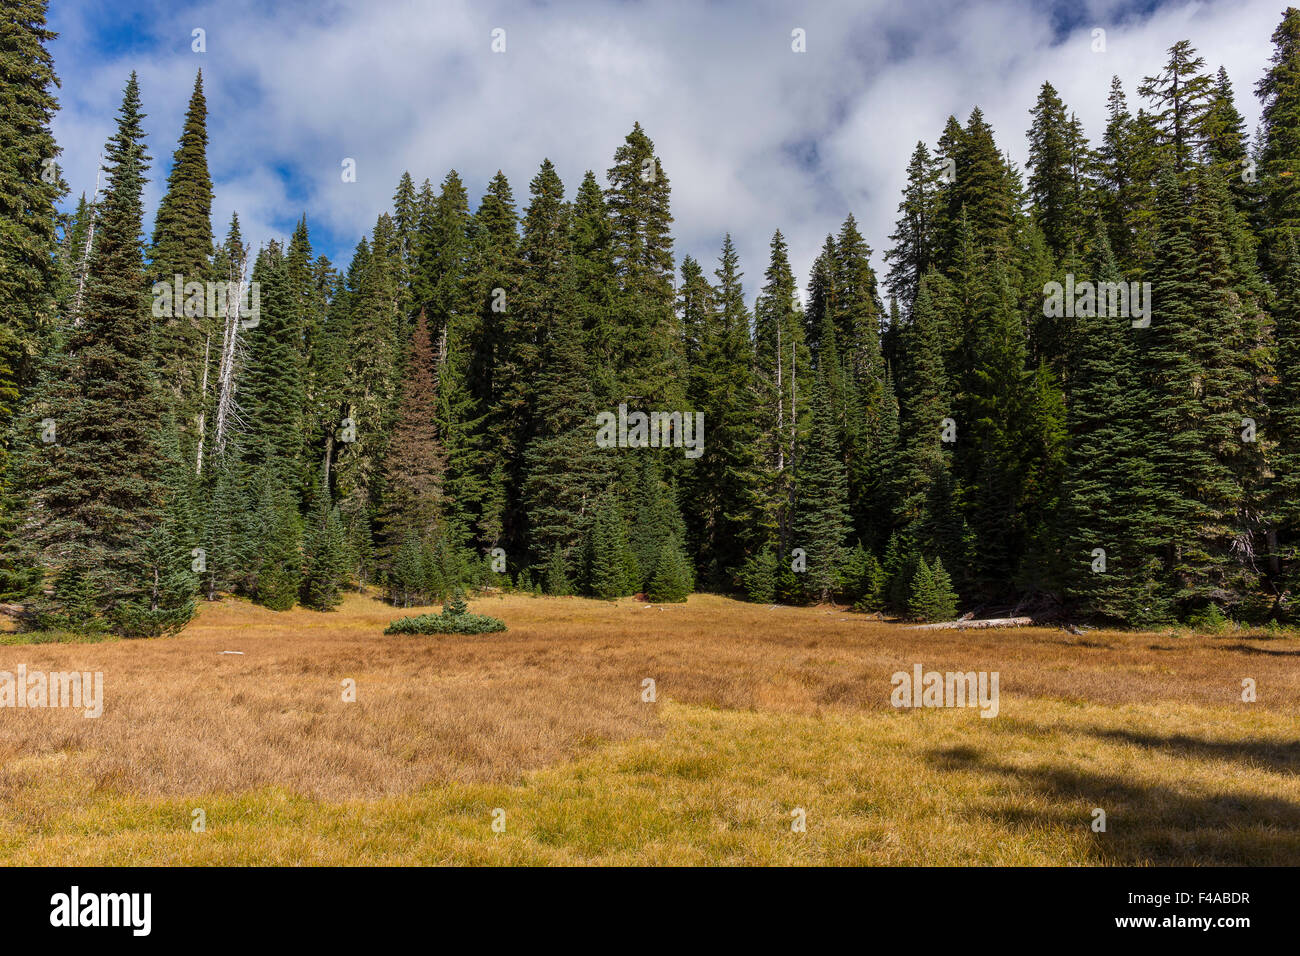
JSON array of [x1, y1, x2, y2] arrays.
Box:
[[906, 616, 1034, 630]]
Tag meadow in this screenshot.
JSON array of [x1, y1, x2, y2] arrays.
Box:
[[1, 592, 1297, 865]]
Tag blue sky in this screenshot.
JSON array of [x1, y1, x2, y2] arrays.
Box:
[[46, 0, 1279, 303]]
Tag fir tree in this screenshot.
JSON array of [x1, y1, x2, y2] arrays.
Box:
[[148, 70, 214, 464], [1255, 7, 1300, 265], [791, 363, 851, 602], [884, 142, 938, 311], [252, 464, 301, 611], [1139, 40, 1214, 176], [542, 542, 573, 596], [376, 309, 445, 574], [0, 0, 63, 476], [300, 479, 348, 610], [585, 490, 634, 599], [22, 76, 183, 632], [1026, 81, 1091, 257], [647, 535, 693, 603]]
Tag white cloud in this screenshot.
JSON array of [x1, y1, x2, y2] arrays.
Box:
[[48, 0, 1280, 305]]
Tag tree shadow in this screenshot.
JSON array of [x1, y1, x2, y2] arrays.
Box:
[[1218, 642, 1300, 657], [1084, 727, 1300, 776], [926, 742, 1300, 864]]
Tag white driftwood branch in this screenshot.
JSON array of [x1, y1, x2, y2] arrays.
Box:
[[906, 616, 1034, 630]]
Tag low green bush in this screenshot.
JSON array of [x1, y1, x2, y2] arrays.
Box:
[[384, 588, 507, 635]]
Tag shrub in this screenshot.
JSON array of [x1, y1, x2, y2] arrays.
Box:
[[852, 553, 888, 612], [1185, 602, 1229, 633], [908, 557, 959, 622], [384, 589, 506, 635], [542, 543, 573, 596], [647, 536, 693, 603], [739, 549, 777, 603]]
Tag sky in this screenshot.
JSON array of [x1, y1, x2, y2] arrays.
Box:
[[46, 0, 1284, 307]]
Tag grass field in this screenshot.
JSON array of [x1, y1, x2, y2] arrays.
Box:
[[1, 592, 1298, 865]]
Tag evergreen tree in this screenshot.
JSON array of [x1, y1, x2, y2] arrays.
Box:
[[906, 557, 936, 621], [1271, 236, 1300, 614], [0, 0, 63, 491], [148, 70, 214, 464], [1202, 66, 1252, 212], [300, 479, 348, 610], [241, 242, 305, 477], [928, 557, 959, 621], [585, 490, 634, 599], [201, 443, 256, 600], [605, 124, 682, 410], [753, 230, 807, 555], [1026, 81, 1091, 257], [376, 309, 445, 572], [791, 362, 851, 602], [1139, 40, 1214, 176], [688, 235, 763, 588], [1062, 227, 1168, 622], [542, 541, 573, 596], [647, 535, 693, 603], [21, 76, 188, 632], [252, 463, 301, 611], [884, 141, 938, 311], [521, 249, 612, 571], [1255, 7, 1300, 266]]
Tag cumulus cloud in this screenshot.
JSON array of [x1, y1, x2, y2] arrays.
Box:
[[48, 0, 1279, 303]]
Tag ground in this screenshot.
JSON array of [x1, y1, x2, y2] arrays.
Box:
[[1, 592, 1297, 865]]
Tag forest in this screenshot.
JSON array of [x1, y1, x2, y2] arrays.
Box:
[[2, 1, 1299, 634]]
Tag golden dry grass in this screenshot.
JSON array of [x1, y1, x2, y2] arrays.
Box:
[[1, 592, 1297, 865]]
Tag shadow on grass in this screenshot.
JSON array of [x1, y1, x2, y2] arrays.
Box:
[[926, 741, 1300, 864], [1217, 642, 1300, 657], [1084, 728, 1300, 776]]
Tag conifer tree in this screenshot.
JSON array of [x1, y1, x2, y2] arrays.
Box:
[[496, 160, 566, 559], [627, 454, 687, 592], [300, 479, 348, 610], [1139, 40, 1214, 176], [1255, 7, 1300, 266], [585, 490, 634, 599], [522, 270, 611, 570], [241, 243, 305, 477], [1270, 236, 1300, 613], [605, 124, 682, 410], [884, 142, 938, 311], [22, 75, 190, 632], [252, 463, 301, 611], [542, 541, 573, 596], [928, 557, 959, 621], [202, 443, 256, 600], [1145, 167, 1248, 616], [1202, 66, 1251, 211], [689, 235, 763, 587], [376, 309, 444, 573], [0, 0, 63, 488], [753, 230, 807, 554], [647, 534, 693, 603], [1026, 82, 1091, 257], [893, 274, 951, 546], [791, 372, 851, 602], [1061, 228, 1167, 622], [148, 70, 214, 465], [907, 557, 936, 621], [570, 171, 618, 402]]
